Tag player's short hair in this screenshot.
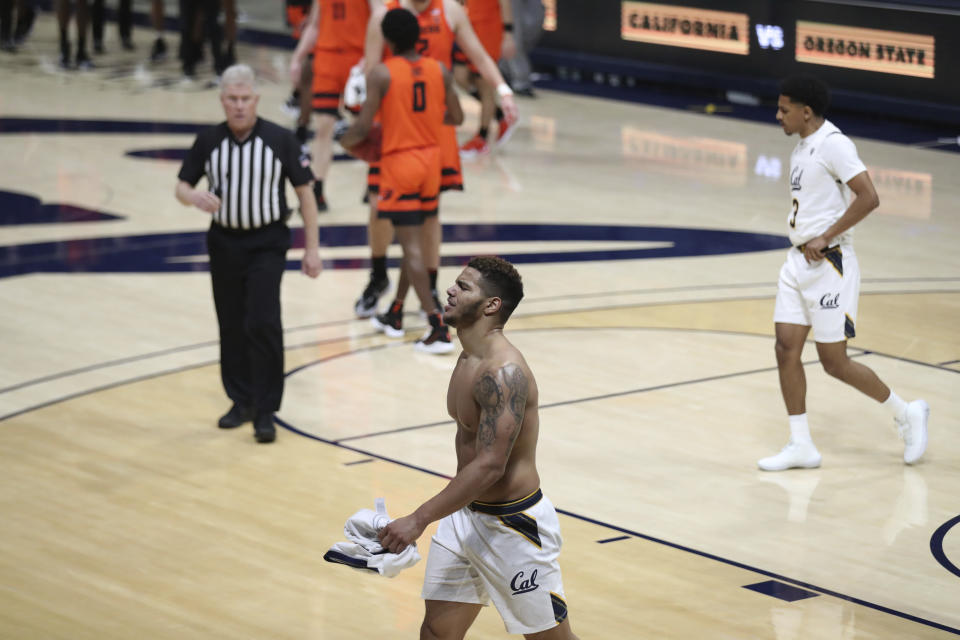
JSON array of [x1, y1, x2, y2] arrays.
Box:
[[467, 256, 524, 323], [220, 64, 257, 93], [779, 74, 830, 116], [382, 7, 420, 54]]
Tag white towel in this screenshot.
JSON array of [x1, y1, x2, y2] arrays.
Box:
[[343, 62, 367, 108], [323, 498, 421, 578]]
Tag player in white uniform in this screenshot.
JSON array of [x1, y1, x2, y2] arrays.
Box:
[[759, 74, 929, 471], [378, 256, 579, 639]]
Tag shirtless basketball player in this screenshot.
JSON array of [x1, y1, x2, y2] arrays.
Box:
[[379, 256, 578, 639]]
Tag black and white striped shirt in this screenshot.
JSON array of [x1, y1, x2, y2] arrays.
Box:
[[178, 118, 312, 230]]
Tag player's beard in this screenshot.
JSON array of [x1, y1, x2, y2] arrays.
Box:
[[444, 298, 485, 328]]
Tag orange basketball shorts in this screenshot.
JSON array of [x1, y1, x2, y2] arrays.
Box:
[[377, 146, 441, 226], [312, 48, 363, 115]]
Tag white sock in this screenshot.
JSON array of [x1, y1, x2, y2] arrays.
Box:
[[883, 391, 908, 421], [789, 414, 812, 444]]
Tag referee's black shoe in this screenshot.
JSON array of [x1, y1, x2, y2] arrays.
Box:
[[218, 403, 252, 429], [254, 413, 276, 444]]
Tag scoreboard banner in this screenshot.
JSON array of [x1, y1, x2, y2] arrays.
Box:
[[539, 0, 956, 111], [621, 3, 750, 55], [795, 21, 935, 79]]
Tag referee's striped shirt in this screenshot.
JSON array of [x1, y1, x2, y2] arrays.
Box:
[[178, 118, 313, 230]]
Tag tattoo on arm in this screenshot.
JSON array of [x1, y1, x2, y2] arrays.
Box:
[[474, 365, 528, 450], [504, 365, 528, 430], [475, 373, 503, 448]]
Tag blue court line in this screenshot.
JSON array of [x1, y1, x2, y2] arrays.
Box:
[[527, 276, 960, 304], [743, 580, 820, 603], [0, 322, 955, 629], [931, 515, 960, 580], [272, 412, 960, 636], [331, 335, 960, 444], [597, 535, 630, 544], [0, 322, 375, 398], [343, 458, 375, 466], [333, 355, 828, 444], [0, 359, 219, 423], [0, 118, 209, 135], [4, 280, 954, 399], [4, 294, 956, 417]]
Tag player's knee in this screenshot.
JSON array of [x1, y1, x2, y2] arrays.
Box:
[[819, 353, 848, 379], [419, 620, 457, 640], [315, 114, 336, 135], [774, 338, 799, 363]]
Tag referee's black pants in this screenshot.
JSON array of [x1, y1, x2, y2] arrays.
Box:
[[179, 0, 223, 74], [207, 222, 290, 415], [90, 0, 132, 45]]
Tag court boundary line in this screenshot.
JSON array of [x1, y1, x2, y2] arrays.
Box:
[[272, 413, 960, 636], [1, 286, 956, 399], [1, 326, 955, 631], [931, 515, 960, 580], [3, 320, 956, 423], [333, 353, 834, 443]]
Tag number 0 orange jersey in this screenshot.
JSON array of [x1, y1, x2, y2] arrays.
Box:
[[379, 56, 446, 155]]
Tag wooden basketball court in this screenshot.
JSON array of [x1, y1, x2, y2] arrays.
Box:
[[1, 10, 958, 638]]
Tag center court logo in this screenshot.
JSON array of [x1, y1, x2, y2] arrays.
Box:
[[0, 210, 793, 279], [510, 569, 540, 595]]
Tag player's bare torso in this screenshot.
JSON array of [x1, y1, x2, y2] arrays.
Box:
[[447, 337, 541, 503]]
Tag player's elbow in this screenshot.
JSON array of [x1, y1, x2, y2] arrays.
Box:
[[477, 458, 508, 486]]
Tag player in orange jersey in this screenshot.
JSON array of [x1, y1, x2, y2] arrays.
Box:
[[352, 0, 518, 335], [455, 0, 517, 157], [341, 7, 463, 353], [290, 0, 383, 210]]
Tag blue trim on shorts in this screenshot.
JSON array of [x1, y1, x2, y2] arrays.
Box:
[[469, 488, 543, 516]]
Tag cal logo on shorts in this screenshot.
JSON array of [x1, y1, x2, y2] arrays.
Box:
[[510, 569, 540, 595]]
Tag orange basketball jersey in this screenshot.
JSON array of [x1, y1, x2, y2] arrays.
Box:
[[317, 0, 371, 52], [385, 0, 455, 69], [379, 56, 446, 155], [463, 0, 501, 25]]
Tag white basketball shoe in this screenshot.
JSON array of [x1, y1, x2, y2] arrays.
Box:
[[896, 399, 929, 464], [758, 440, 822, 472]]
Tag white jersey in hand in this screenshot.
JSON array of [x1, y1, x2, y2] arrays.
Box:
[[787, 119, 867, 247]]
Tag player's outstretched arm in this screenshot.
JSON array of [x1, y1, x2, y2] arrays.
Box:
[[442, 66, 464, 126], [361, 5, 387, 74], [447, 0, 517, 121], [290, 0, 320, 85], [379, 363, 528, 553], [498, 0, 516, 60]]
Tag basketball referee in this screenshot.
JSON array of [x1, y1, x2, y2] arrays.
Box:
[[176, 63, 323, 444]]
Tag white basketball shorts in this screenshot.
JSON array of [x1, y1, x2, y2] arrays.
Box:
[[774, 244, 860, 343], [421, 489, 568, 635]]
